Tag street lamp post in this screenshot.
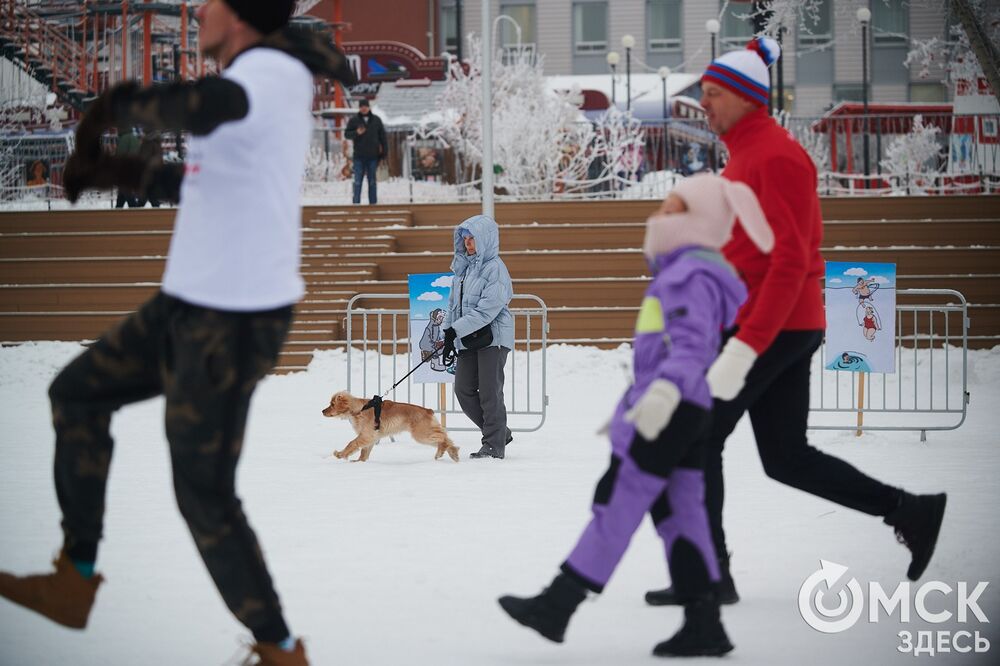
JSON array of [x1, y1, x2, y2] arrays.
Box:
[[706, 19, 720, 61], [658, 66, 670, 120], [776, 25, 785, 113], [606, 51, 620, 106], [659, 66, 671, 173], [622, 34, 635, 111], [857, 7, 871, 188]]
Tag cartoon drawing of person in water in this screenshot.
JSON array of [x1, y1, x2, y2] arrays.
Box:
[[852, 277, 879, 302]]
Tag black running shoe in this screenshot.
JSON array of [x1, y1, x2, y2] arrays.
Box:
[[885, 492, 947, 581]]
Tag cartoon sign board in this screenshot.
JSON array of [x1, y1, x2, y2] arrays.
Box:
[[408, 272, 455, 384], [824, 261, 897, 374]]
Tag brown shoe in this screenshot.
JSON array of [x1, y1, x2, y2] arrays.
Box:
[[0, 551, 103, 629], [243, 639, 309, 666]]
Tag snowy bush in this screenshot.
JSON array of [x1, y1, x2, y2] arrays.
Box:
[[304, 144, 348, 183], [793, 123, 831, 172], [421, 35, 644, 199], [879, 115, 944, 193]]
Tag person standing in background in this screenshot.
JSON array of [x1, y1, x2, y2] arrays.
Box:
[[114, 128, 141, 208], [345, 99, 387, 205]]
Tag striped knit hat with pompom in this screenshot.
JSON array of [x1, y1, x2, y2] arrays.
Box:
[[701, 37, 780, 107]]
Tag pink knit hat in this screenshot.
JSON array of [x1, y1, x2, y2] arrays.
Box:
[[643, 173, 774, 259]]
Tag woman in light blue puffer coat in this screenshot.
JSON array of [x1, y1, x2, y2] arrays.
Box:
[[442, 214, 514, 459]]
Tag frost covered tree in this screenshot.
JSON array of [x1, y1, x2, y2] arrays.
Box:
[[303, 144, 348, 183], [879, 115, 944, 193], [421, 35, 644, 199], [792, 122, 831, 172], [905, 0, 1000, 100]]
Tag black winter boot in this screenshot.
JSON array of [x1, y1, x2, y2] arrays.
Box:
[[652, 594, 734, 657], [884, 492, 947, 581], [645, 554, 739, 606], [470, 444, 502, 459], [498, 572, 588, 643]]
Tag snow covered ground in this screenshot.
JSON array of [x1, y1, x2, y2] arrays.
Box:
[[1, 342, 998, 665]]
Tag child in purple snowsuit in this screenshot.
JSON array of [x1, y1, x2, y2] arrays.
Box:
[[498, 173, 775, 658]]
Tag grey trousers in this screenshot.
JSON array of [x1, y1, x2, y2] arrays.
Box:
[[455, 345, 510, 455]]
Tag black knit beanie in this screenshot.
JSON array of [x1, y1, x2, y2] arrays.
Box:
[[223, 0, 295, 35]]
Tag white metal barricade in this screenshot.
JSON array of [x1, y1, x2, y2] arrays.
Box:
[[808, 289, 970, 440]]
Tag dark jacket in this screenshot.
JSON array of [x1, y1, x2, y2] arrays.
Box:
[[345, 111, 387, 160]]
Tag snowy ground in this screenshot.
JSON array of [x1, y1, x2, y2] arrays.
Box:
[[1, 342, 999, 665]]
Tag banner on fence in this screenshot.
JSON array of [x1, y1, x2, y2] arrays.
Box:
[[824, 261, 897, 374], [407, 272, 455, 384], [410, 139, 445, 182]]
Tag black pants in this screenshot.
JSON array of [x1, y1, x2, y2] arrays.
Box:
[[705, 330, 902, 561], [50, 292, 293, 642]]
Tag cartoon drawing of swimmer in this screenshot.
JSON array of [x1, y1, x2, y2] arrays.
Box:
[[852, 277, 879, 302]]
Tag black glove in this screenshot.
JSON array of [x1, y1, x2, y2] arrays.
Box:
[[63, 152, 184, 205], [442, 327, 457, 366], [73, 81, 140, 164], [63, 153, 158, 203]]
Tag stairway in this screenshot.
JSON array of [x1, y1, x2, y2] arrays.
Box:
[[0, 0, 96, 111]]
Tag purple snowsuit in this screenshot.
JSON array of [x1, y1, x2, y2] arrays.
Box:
[[563, 246, 747, 596]]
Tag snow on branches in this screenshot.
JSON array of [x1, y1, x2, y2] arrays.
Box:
[[879, 115, 944, 193], [420, 35, 644, 199], [905, 0, 1000, 89]]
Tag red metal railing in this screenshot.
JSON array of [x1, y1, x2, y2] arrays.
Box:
[[0, 0, 97, 104]]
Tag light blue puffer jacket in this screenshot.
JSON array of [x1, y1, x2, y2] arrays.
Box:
[[443, 214, 515, 351]]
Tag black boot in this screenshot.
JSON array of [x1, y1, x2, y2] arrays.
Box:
[[470, 444, 502, 460], [645, 555, 740, 606], [498, 572, 588, 643], [884, 492, 947, 581], [652, 595, 734, 657]]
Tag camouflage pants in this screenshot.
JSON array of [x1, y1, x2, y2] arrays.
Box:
[[50, 291, 293, 642]]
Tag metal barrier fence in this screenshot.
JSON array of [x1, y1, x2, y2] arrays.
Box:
[[808, 289, 970, 440], [345, 293, 549, 433]]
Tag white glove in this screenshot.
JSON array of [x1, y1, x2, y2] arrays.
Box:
[[706, 337, 758, 401], [624, 379, 681, 442]]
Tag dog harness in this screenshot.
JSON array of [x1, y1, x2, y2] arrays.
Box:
[[360, 395, 383, 430]]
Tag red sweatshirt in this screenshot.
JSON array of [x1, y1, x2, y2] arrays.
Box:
[[720, 107, 826, 354]]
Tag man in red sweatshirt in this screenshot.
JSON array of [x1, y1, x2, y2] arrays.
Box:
[[645, 38, 947, 607]]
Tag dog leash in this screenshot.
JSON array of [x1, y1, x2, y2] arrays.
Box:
[[361, 347, 447, 430]]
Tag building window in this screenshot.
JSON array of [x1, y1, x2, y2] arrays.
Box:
[[573, 2, 608, 54], [910, 82, 947, 102], [945, 5, 962, 44], [833, 84, 868, 103], [441, 1, 458, 56], [982, 117, 998, 140], [720, 0, 754, 51], [797, 0, 832, 46], [872, 0, 908, 46], [648, 0, 682, 52], [499, 3, 536, 48]]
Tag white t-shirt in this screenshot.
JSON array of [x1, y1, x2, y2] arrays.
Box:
[[161, 48, 313, 311]]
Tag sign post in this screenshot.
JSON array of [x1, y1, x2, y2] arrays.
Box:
[[824, 261, 898, 437]]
